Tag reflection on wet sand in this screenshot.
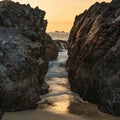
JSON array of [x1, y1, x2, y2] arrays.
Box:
[[38, 93, 119, 120], [68, 97, 120, 120], [2, 109, 88, 120]]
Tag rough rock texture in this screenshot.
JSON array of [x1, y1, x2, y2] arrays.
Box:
[[44, 35, 58, 60], [67, 0, 120, 116], [0, 110, 3, 120], [0, 0, 58, 114], [55, 40, 67, 51]]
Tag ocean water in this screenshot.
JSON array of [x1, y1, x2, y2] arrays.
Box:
[[48, 32, 69, 41]]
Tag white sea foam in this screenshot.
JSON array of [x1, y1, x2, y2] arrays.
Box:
[[48, 32, 69, 41]]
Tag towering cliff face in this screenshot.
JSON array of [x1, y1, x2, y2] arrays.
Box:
[[67, 0, 120, 116], [0, 0, 58, 115]]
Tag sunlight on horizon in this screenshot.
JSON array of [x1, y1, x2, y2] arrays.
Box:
[[7, 0, 111, 32]]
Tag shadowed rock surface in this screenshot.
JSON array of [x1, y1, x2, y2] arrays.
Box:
[[0, 0, 58, 117], [67, 0, 120, 116], [55, 40, 67, 51], [44, 35, 58, 60], [0, 110, 3, 120]]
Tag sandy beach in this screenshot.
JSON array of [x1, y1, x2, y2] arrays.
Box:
[[2, 109, 89, 120]]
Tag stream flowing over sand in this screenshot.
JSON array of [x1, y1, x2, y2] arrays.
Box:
[[2, 33, 120, 120]]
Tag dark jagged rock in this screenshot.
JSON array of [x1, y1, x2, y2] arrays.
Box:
[[44, 34, 58, 60], [67, 0, 120, 116], [55, 40, 67, 51], [0, 110, 3, 120], [0, 0, 58, 116], [0, 27, 47, 111], [112, 0, 119, 3]]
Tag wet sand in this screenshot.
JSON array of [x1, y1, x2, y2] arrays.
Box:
[[2, 105, 120, 120], [2, 109, 89, 120]]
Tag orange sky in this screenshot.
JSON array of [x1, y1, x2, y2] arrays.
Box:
[[12, 0, 111, 32]]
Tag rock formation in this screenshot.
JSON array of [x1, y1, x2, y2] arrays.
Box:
[[0, 110, 3, 120], [0, 0, 58, 117], [55, 40, 67, 51], [67, 0, 120, 116], [44, 35, 58, 60]]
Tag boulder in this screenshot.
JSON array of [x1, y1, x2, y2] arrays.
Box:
[[55, 40, 67, 51], [0, 110, 3, 120], [67, 0, 120, 116], [44, 34, 58, 60], [0, 0, 58, 115], [0, 27, 47, 111]]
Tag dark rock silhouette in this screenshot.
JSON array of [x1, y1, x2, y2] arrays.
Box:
[[55, 40, 67, 51], [0, 110, 3, 120], [112, 0, 119, 3], [0, 0, 58, 117], [44, 35, 58, 60], [67, 0, 120, 116]]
